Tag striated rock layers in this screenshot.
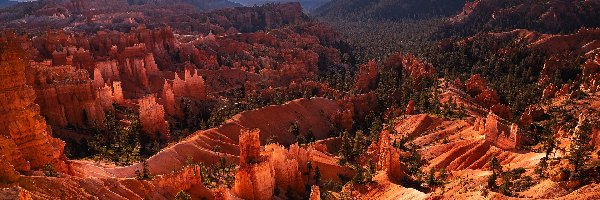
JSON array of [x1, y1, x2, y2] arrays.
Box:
[[138, 95, 168, 138], [232, 129, 349, 199], [479, 112, 524, 151], [0, 34, 67, 174], [16, 165, 212, 199], [26, 61, 111, 128], [373, 130, 408, 182], [233, 129, 275, 200]]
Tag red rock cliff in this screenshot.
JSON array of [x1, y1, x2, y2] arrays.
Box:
[[0, 33, 67, 173]]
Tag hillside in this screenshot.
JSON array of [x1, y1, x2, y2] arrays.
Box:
[[1, 0, 600, 199], [446, 0, 600, 36], [315, 0, 468, 20], [128, 0, 242, 10], [233, 0, 329, 11]]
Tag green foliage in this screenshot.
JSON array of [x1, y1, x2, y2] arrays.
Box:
[[426, 167, 448, 189], [401, 144, 425, 177], [287, 122, 316, 145], [487, 157, 533, 196], [198, 157, 236, 189], [487, 157, 502, 189], [338, 130, 369, 165], [289, 122, 300, 138], [535, 157, 549, 178], [427, 36, 548, 117], [487, 171, 498, 189], [175, 190, 192, 200], [88, 111, 143, 166], [489, 156, 502, 175], [43, 164, 59, 177], [320, 180, 343, 199], [306, 162, 313, 177], [314, 166, 322, 185], [318, 16, 443, 63], [351, 164, 373, 184], [427, 168, 436, 187], [499, 172, 512, 196], [568, 117, 594, 178], [135, 161, 153, 180]]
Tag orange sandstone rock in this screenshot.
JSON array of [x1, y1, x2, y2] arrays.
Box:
[[309, 185, 321, 200], [0, 156, 20, 184], [138, 95, 168, 137], [353, 60, 379, 92], [0, 34, 67, 173], [233, 161, 275, 200], [239, 129, 262, 166], [27, 62, 108, 128], [482, 112, 524, 150], [405, 100, 415, 115], [113, 81, 125, 104], [234, 130, 275, 200]]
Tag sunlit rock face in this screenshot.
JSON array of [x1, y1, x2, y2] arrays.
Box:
[[481, 113, 524, 151], [26, 61, 109, 129], [0, 34, 67, 174], [233, 129, 275, 200], [138, 95, 168, 138]]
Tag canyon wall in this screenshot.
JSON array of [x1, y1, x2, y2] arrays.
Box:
[[481, 113, 524, 151], [0, 34, 67, 175]]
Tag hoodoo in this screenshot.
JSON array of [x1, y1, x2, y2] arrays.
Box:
[[1, 0, 600, 199]]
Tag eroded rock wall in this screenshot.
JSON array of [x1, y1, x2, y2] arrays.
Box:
[[0, 34, 67, 173]]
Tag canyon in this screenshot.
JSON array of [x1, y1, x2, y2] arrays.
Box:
[[1, 0, 600, 199]]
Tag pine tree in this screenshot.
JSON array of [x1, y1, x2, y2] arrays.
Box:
[[289, 122, 301, 143], [427, 168, 436, 187], [568, 117, 593, 177], [487, 156, 502, 189], [352, 166, 365, 184], [487, 172, 497, 189], [439, 168, 448, 183], [175, 190, 192, 200], [489, 156, 502, 174], [338, 131, 353, 164], [499, 173, 512, 196], [43, 164, 59, 177], [136, 161, 153, 180], [314, 166, 322, 185], [535, 157, 549, 178]]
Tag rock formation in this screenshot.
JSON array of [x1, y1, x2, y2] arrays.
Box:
[[405, 100, 415, 115], [451, 0, 600, 33], [233, 129, 275, 200], [0, 155, 19, 184], [336, 93, 378, 130], [353, 60, 379, 92], [113, 81, 125, 104], [239, 129, 263, 166], [309, 185, 321, 200], [0, 34, 67, 173], [27, 61, 109, 128], [172, 69, 208, 100], [384, 53, 436, 86], [374, 130, 408, 182], [138, 95, 168, 137], [0, 187, 32, 199], [266, 144, 305, 194], [481, 112, 524, 150]]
